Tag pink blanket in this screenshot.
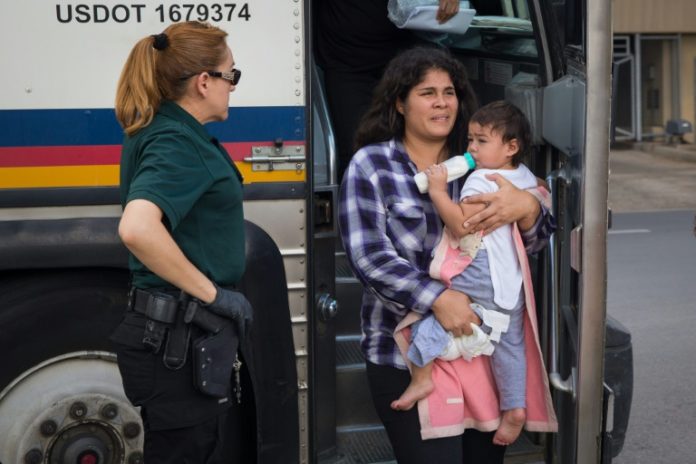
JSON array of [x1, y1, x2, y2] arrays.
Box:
[[394, 218, 558, 439]]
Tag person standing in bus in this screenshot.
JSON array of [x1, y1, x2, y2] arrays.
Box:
[[392, 101, 544, 447], [339, 47, 555, 463], [316, 0, 461, 180], [111, 21, 254, 463]]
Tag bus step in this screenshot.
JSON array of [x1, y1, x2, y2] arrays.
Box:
[[335, 253, 362, 336], [335, 278, 362, 336], [335, 251, 354, 279], [331, 426, 543, 464], [505, 432, 545, 463], [336, 337, 380, 427], [331, 425, 395, 464]]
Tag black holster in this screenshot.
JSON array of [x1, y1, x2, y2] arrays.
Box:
[[185, 300, 240, 398]]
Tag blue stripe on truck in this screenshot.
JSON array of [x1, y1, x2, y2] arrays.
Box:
[[0, 106, 306, 147]]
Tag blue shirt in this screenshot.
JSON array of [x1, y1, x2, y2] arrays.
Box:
[[338, 139, 554, 368]]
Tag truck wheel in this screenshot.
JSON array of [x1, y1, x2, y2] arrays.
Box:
[[0, 270, 143, 464]]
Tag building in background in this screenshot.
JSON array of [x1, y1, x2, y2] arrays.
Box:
[[613, 0, 695, 143]]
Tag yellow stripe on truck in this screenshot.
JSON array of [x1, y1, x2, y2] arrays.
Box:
[[0, 165, 120, 188], [0, 163, 305, 189], [236, 163, 306, 184]]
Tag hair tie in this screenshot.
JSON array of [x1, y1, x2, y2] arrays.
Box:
[[151, 33, 169, 51]]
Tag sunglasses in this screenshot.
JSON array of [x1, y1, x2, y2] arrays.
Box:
[[180, 69, 242, 86], [207, 69, 241, 86]]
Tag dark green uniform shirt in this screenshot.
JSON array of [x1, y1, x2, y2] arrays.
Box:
[[120, 100, 245, 289]]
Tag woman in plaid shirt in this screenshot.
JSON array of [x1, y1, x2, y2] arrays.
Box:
[[338, 46, 554, 464]]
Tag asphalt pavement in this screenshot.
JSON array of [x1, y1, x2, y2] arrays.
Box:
[[607, 142, 696, 463]]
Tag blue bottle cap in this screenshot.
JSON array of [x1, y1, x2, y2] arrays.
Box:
[[463, 152, 476, 169]]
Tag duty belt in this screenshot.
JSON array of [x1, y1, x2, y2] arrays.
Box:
[[128, 287, 243, 400]]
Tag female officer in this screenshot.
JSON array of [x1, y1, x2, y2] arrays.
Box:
[[111, 21, 253, 462]]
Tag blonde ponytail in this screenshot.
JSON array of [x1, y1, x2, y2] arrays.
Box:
[[115, 37, 161, 136]]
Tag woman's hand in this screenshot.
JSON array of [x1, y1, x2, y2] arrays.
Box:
[[437, 0, 460, 23], [460, 173, 540, 235], [431, 289, 481, 337]]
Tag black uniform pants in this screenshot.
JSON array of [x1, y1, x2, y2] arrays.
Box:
[[111, 312, 256, 463], [143, 403, 242, 463], [366, 361, 506, 464]]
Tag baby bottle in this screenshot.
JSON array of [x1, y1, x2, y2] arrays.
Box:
[[414, 152, 476, 193]]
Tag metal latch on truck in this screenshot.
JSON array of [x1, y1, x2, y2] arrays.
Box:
[[244, 138, 306, 172]]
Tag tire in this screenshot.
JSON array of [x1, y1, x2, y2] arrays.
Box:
[[0, 269, 128, 388], [0, 269, 144, 464]]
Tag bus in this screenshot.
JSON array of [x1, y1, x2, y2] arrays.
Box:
[[0, 0, 631, 462]]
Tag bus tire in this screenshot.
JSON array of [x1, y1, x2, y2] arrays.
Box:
[[0, 269, 140, 464]]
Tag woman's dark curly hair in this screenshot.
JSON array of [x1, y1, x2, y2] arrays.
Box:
[[354, 46, 478, 157]]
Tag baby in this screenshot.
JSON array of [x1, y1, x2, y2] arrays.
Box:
[[393, 100, 539, 446]]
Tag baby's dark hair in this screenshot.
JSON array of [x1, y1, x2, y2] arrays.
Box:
[[469, 100, 532, 166]]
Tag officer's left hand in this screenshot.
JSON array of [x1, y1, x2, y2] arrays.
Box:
[[205, 284, 254, 339]]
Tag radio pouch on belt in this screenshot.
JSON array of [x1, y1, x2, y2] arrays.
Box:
[[185, 300, 240, 398], [139, 291, 179, 354]]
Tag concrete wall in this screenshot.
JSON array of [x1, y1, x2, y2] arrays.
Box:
[[614, 0, 696, 34]]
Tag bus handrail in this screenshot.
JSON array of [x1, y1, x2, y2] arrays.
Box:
[[547, 169, 576, 398], [310, 64, 338, 187]]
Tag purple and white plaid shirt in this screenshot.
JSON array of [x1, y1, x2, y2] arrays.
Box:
[[338, 139, 554, 369]]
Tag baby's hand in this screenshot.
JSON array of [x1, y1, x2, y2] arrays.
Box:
[[425, 164, 448, 192]]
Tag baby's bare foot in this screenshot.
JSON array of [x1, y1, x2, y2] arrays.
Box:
[[493, 408, 526, 446], [390, 378, 434, 411]]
